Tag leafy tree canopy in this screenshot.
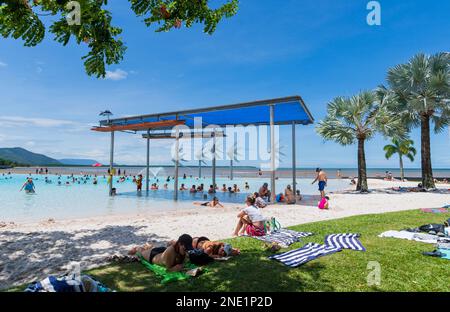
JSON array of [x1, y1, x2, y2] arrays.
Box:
[[0, 0, 239, 77]]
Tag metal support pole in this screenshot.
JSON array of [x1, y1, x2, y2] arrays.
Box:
[[270, 105, 276, 202], [212, 131, 216, 193], [146, 129, 150, 193], [109, 131, 115, 196], [292, 121, 296, 203], [230, 159, 233, 180], [174, 128, 180, 201]]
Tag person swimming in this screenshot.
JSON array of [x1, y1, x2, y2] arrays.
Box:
[[20, 178, 35, 194], [193, 197, 224, 208]]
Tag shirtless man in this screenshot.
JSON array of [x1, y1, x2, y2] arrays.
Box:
[[312, 168, 327, 198], [128, 234, 193, 272]]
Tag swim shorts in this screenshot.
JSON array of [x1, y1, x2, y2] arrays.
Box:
[[318, 181, 326, 191]]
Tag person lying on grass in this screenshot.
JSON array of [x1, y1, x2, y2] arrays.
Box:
[[233, 196, 265, 237], [193, 197, 224, 208], [128, 234, 193, 272], [192, 236, 241, 258]]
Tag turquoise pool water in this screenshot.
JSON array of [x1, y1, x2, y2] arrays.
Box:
[[0, 174, 349, 222]]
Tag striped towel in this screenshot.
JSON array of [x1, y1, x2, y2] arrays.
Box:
[[254, 229, 313, 248], [269, 243, 342, 267], [324, 233, 366, 251]]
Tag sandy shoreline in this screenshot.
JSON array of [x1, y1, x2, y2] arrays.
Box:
[[1, 179, 449, 290]]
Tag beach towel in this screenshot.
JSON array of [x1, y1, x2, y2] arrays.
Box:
[[379, 230, 439, 244], [24, 274, 112, 292], [253, 229, 313, 248], [269, 243, 342, 267], [137, 253, 201, 284], [324, 233, 366, 251], [245, 224, 266, 237], [420, 208, 449, 214]]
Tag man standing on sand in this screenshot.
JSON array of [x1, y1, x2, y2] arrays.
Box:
[[312, 168, 327, 198]]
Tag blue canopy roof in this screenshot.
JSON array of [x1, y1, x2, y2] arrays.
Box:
[[99, 96, 314, 130]]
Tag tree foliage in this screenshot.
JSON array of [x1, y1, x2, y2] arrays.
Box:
[[0, 0, 239, 77], [383, 139, 416, 162], [385, 52, 450, 133], [316, 91, 406, 145]]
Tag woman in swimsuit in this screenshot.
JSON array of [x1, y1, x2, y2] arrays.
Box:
[[192, 237, 240, 258], [20, 178, 35, 194], [193, 197, 224, 208], [128, 234, 193, 272]]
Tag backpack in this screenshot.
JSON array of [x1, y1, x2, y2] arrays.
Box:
[[188, 249, 214, 265]]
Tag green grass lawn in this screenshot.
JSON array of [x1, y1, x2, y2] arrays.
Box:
[[9, 209, 450, 292]]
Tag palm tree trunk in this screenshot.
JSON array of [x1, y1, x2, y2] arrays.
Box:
[[357, 138, 368, 192], [420, 114, 435, 189], [198, 160, 201, 179], [399, 155, 404, 181], [230, 159, 233, 180]]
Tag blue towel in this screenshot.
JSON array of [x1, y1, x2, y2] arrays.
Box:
[[324, 233, 366, 251], [269, 243, 341, 267], [254, 229, 313, 247]]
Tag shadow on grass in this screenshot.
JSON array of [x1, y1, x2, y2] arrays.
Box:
[[0, 225, 169, 290], [88, 243, 335, 292]]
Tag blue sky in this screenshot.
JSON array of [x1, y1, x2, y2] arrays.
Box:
[[0, 0, 449, 168]]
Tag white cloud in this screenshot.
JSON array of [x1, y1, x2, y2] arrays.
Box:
[[0, 61, 7, 67], [0, 116, 77, 128], [104, 69, 128, 81]]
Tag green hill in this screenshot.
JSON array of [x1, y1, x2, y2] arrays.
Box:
[[0, 148, 61, 166]]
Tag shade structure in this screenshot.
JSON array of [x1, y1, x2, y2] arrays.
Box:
[[93, 96, 314, 200], [92, 120, 185, 132], [98, 96, 313, 129]]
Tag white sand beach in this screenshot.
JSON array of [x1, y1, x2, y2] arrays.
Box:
[[0, 179, 449, 290]]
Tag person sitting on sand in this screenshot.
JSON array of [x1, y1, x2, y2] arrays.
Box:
[[253, 192, 268, 208], [192, 237, 240, 258], [233, 196, 265, 236], [128, 234, 193, 272], [258, 183, 271, 202], [20, 178, 35, 194], [284, 185, 296, 204], [193, 197, 224, 208]]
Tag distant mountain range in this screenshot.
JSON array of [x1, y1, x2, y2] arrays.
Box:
[[0, 148, 100, 166], [0, 147, 61, 166]]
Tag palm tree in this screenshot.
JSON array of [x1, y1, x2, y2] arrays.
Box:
[[383, 139, 416, 181], [316, 91, 406, 192], [386, 52, 450, 189]]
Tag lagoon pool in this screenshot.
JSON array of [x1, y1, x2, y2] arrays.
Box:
[[0, 174, 349, 222]]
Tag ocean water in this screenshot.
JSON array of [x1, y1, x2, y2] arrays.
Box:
[[0, 173, 349, 222]]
